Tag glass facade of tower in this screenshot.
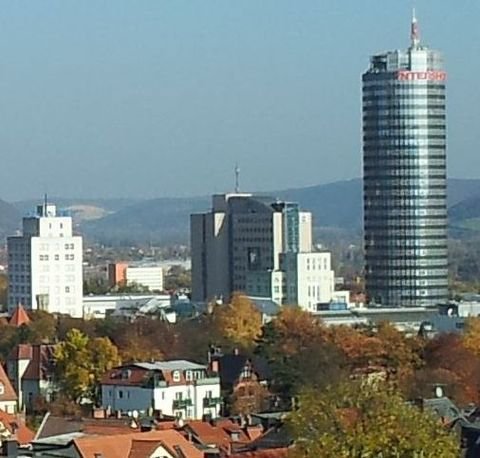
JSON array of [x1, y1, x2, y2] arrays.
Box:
[[362, 42, 448, 307]]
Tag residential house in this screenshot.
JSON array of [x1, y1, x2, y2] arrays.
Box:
[[210, 350, 271, 415], [6, 343, 57, 411], [101, 360, 222, 420], [181, 418, 261, 455], [0, 409, 35, 448], [0, 365, 17, 414], [32, 429, 203, 458]]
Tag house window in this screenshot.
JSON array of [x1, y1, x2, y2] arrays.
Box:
[[172, 371, 180, 382], [175, 392, 183, 400], [185, 370, 193, 381], [118, 390, 123, 399], [0, 383, 4, 395]]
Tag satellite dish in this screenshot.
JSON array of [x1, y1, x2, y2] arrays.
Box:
[[447, 308, 453, 317], [435, 386, 444, 398], [132, 410, 139, 419], [127, 411, 132, 417]]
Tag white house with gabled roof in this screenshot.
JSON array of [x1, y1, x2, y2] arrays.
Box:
[[100, 360, 221, 420]]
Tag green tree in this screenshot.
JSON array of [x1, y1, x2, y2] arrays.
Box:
[[54, 329, 91, 402], [288, 381, 459, 458], [55, 329, 121, 402]]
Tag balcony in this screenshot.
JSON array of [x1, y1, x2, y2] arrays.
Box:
[[172, 399, 192, 410], [203, 397, 222, 408]]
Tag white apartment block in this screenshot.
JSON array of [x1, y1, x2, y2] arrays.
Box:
[[125, 265, 164, 291], [8, 204, 83, 317], [101, 360, 221, 420], [282, 252, 335, 311]]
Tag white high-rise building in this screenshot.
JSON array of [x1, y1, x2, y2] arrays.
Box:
[[7, 203, 83, 317]]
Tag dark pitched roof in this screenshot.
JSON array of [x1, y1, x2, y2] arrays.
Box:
[[213, 354, 271, 387], [248, 424, 293, 450], [23, 344, 56, 381]]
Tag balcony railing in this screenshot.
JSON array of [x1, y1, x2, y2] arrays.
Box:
[[172, 399, 193, 410], [203, 397, 222, 408]]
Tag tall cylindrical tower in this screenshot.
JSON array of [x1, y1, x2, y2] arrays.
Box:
[[362, 14, 448, 307]]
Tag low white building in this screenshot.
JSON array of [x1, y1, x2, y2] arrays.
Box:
[[101, 360, 221, 420], [83, 294, 172, 320], [125, 265, 164, 292]]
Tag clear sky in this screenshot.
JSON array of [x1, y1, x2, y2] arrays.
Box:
[[0, 0, 478, 200]]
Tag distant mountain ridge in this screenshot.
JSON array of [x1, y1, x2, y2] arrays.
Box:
[[5, 178, 480, 244]]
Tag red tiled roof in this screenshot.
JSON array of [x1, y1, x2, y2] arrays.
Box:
[[74, 429, 203, 458], [7, 344, 32, 362], [183, 419, 249, 450], [101, 367, 150, 387], [9, 304, 31, 327], [127, 439, 164, 458], [230, 449, 288, 458], [245, 425, 263, 441], [0, 364, 17, 402], [0, 410, 35, 445], [22, 344, 56, 381]]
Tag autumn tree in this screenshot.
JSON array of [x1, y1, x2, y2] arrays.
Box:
[[463, 316, 480, 357], [405, 333, 480, 406], [325, 323, 423, 382], [213, 293, 262, 350], [288, 381, 459, 458], [256, 307, 345, 398], [55, 329, 120, 402]]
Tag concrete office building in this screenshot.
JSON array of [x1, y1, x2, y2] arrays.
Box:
[[362, 13, 448, 307], [191, 193, 335, 310], [8, 203, 83, 317]]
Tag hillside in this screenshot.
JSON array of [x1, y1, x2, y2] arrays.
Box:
[[6, 178, 480, 245], [80, 178, 480, 244]]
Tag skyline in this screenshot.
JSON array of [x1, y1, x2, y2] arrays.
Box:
[[0, 1, 478, 200]]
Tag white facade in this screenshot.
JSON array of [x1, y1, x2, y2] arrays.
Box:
[[8, 204, 83, 317], [83, 294, 172, 319], [282, 252, 335, 311], [101, 361, 221, 420], [125, 265, 164, 291]]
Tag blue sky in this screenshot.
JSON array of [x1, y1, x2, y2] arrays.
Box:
[[0, 0, 478, 200]]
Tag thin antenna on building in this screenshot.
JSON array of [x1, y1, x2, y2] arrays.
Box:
[[411, 7, 420, 48], [44, 193, 48, 216], [234, 164, 240, 193]]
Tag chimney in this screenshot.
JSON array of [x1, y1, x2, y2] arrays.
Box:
[[211, 360, 219, 373], [2, 439, 18, 458]]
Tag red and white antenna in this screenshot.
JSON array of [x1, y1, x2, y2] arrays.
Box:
[[411, 8, 420, 48]]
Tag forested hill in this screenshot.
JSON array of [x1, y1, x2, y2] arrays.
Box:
[[6, 178, 480, 244]]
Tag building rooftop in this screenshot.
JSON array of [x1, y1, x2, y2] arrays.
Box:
[[134, 360, 206, 371]]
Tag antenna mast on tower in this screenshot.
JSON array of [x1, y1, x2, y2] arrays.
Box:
[[234, 164, 240, 193]]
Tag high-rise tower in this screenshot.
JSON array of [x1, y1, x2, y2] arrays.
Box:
[[362, 13, 448, 307]]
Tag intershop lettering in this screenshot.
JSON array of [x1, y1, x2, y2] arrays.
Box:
[[396, 71, 447, 81]]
